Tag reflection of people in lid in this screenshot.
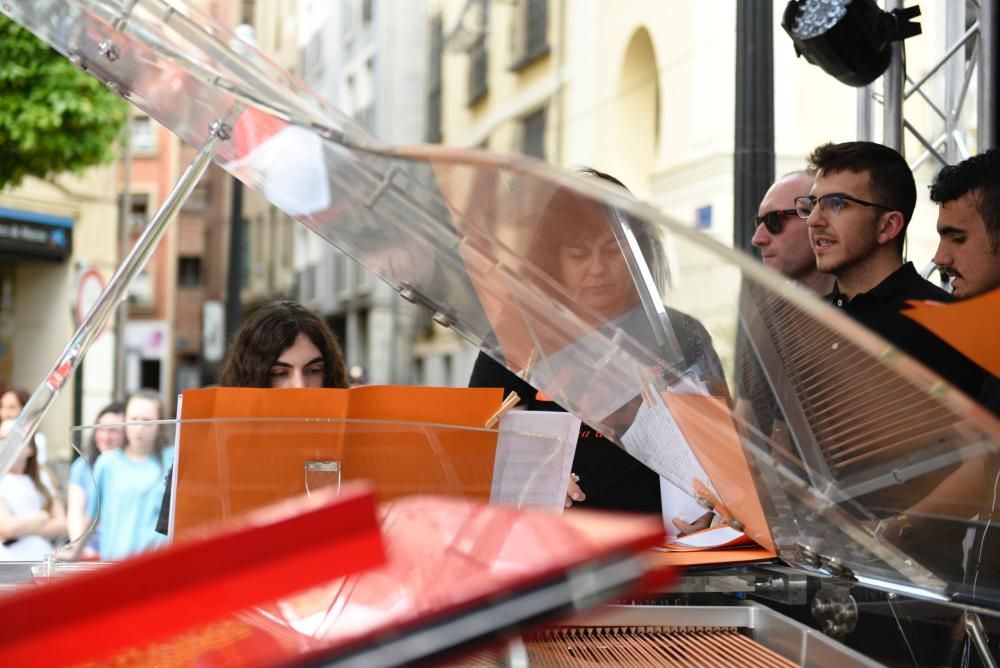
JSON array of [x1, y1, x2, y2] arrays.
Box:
[[470, 168, 726, 515]]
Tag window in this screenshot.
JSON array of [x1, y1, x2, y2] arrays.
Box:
[[511, 0, 550, 70], [466, 0, 489, 106], [183, 183, 210, 211], [426, 15, 443, 142], [343, 0, 371, 40], [178, 256, 202, 287], [128, 193, 150, 230], [241, 0, 256, 25], [128, 269, 154, 308], [521, 107, 547, 159], [131, 115, 156, 154], [303, 31, 322, 80]]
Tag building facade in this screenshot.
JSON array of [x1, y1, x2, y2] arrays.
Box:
[[429, 0, 983, 361], [238, 0, 301, 322], [120, 112, 182, 411], [0, 162, 121, 460], [296, 0, 459, 386]]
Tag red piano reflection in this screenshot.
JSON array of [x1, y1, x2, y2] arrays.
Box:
[[0, 484, 668, 667]]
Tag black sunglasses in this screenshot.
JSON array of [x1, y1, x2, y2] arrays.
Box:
[[752, 209, 799, 235]]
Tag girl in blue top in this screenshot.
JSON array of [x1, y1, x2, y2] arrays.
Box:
[[89, 390, 173, 561], [67, 402, 124, 558]]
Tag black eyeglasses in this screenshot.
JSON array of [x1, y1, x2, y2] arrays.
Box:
[[794, 193, 893, 219], [752, 209, 799, 234]]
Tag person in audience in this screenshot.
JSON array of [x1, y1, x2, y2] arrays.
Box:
[[470, 168, 726, 517], [155, 300, 349, 535], [88, 390, 171, 561], [218, 300, 348, 389], [727, 170, 836, 537], [0, 419, 66, 560], [752, 169, 834, 295], [0, 387, 50, 467], [929, 147, 1000, 299], [66, 402, 124, 558]]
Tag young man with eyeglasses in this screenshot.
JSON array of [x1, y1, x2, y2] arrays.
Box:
[[801, 140, 988, 401], [801, 141, 997, 665], [751, 169, 834, 294]]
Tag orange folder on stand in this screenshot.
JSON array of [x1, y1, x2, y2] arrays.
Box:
[[655, 392, 778, 567], [172, 386, 503, 538], [903, 287, 1000, 378]]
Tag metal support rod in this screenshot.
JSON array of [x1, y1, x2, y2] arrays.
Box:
[[953, 44, 980, 122], [909, 132, 949, 172], [903, 119, 949, 168], [965, 612, 998, 668], [225, 175, 244, 345], [980, 0, 998, 149], [114, 114, 133, 400], [905, 73, 947, 122], [608, 210, 685, 370], [945, 3, 968, 163], [903, 21, 979, 99], [857, 86, 874, 141], [0, 115, 239, 479], [883, 0, 905, 153]]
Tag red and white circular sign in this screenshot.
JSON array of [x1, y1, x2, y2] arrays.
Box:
[[74, 267, 107, 330]]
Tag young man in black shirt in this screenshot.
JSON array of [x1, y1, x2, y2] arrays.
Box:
[[799, 141, 987, 401], [799, 141, 997, 665]]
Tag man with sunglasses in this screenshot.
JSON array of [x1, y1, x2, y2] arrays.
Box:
[[751, 170, 834, 294]]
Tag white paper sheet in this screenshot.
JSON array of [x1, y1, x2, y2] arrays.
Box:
[[670, 525, 746, 549], [490, 411, 581, 512], [621, 386, 719, 502]]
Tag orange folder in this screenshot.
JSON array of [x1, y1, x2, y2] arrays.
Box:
[[660, 391, 778, 564], [172, 386, 503, 537], [903, 287, 1000, 378]]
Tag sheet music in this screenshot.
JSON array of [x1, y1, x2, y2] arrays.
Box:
[[490, 411, 581, 512], [660, 477, 712, 528], [621, 387, 719, 501]]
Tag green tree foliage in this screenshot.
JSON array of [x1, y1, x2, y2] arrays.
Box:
[[0, 15, 128, 190]]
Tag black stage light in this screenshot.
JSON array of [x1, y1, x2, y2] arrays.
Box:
[[782, 0, 922, 87]]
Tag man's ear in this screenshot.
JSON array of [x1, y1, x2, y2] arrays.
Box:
[[878, 211, 906, 246]]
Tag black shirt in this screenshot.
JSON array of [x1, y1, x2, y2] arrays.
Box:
[[469, 308, 726, 515], [470, 351, 663, 514], [827, 262, 989, 402], [828, 263, 995, 582]]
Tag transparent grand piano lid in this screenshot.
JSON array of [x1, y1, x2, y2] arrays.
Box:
[[6, 0, 999, 610]]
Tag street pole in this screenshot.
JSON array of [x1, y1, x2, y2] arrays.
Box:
[[882, 0, 905, 153], [979, 0, 998, 150], [114, 114, 132, 400], [225, 176, 244, 346], [734, 0, 775, 253]]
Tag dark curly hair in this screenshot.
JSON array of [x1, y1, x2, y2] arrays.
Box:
[[929, 148, 1000, 253], [219, 300, 348, 389], [807, 141, 916, 255]]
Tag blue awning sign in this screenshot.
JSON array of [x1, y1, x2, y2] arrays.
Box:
[[0, 207, 74, 260]]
